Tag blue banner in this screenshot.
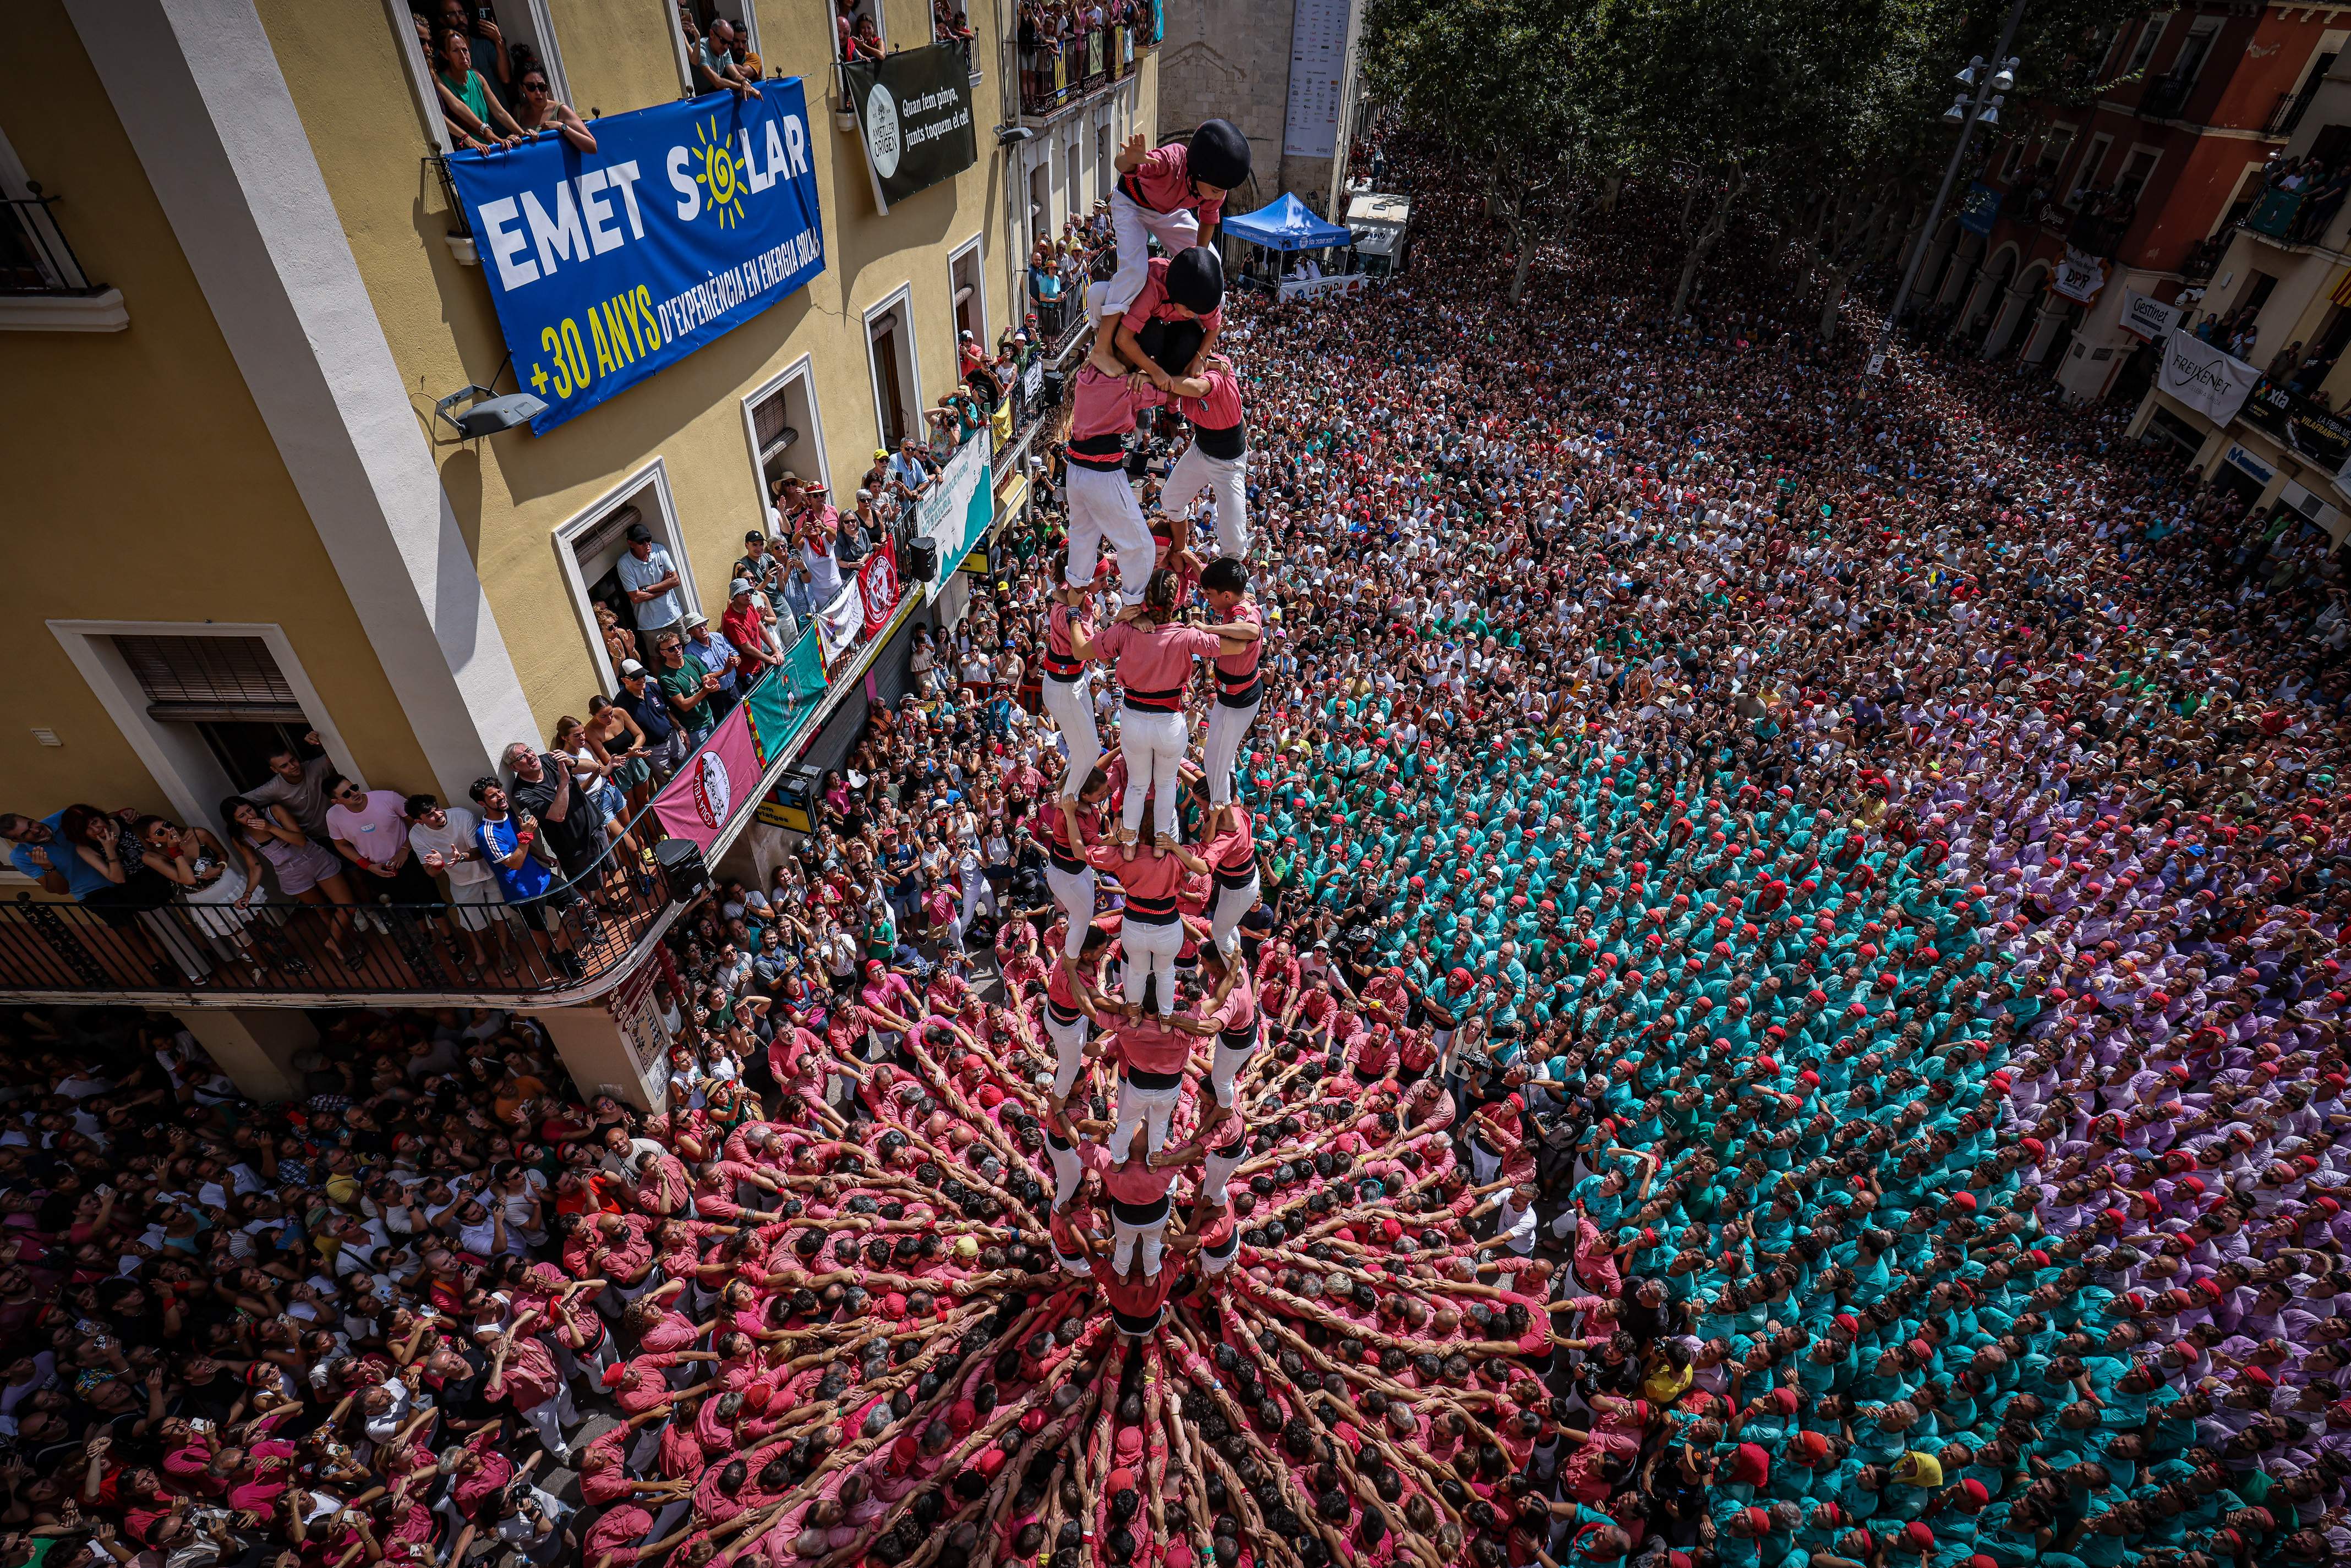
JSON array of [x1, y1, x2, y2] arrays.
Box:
[[445, 81, 825, 435], [1958, 181, 2000, 237]]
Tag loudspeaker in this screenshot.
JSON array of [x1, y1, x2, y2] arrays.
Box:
[[653, 837, 709, 902], [1041, 368, 1065, 408], [906, 538, 939, 582]]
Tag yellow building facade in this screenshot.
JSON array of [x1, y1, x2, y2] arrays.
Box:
[[0, 0, 1158, 1093]]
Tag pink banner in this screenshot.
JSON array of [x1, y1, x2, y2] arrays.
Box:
[[650, 699, 763, 851], [859, 538, 900, 635]]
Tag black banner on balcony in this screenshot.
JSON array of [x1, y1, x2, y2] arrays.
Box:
[[2239, 376, 2351, 478], [841, 42, 977, 215]]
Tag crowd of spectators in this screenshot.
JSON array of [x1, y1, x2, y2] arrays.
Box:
[[9, 135, 2351, 1568]]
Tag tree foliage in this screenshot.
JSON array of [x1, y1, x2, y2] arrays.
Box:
[[1362, 0, 2147, 318]]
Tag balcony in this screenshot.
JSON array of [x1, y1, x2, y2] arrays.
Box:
[[2267, 90, 2308, 140], [2180, 231, 2229, 284], [2139, 73, 2195, 122], [2065, 192, 2137, 261], [1015, 4, 1160, 124], [0, 186, 128, 332], [0, 835, 687, 1006]]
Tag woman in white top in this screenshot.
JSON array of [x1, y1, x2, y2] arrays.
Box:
[[135, 814, 266, 981]]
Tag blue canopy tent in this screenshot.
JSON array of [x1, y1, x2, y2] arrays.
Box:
[[1223, 191, 1352, 251], [1221, 193, 1357, 297]]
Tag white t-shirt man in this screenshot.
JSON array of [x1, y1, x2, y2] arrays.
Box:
[[408, 807, 499, 896]]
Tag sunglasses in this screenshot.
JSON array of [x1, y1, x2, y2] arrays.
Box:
[[522, 80, 550, 93]]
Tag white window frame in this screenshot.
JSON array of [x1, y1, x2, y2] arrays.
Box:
[[947, 234, 987, 352], [2172, 17, 2222, 84], [830, 0, 889, 65], [2125, 12, 2166, 76], [862, 283, 923, 453], [488, 0, 575, 109], [45, 621, 364, 838], [551, 457, 701, 690], [738, 353, 833, 528], [2035, 123, 2076, 176], [2112, 142, 2163, 205], [668, 0, 696, 95], [0, 123, 127, 332], [382, 0, 455, 152]]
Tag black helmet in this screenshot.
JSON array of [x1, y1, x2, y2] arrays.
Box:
[[1164, 245, 1224, 316], [1189, 119, 1250, 190]]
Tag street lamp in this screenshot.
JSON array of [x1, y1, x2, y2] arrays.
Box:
[[1865, 0, 2029, 379]]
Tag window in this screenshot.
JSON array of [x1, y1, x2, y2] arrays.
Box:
[[48, 622, 353, 835], [2124, 13, 2166, 76], [740, 356, 830, 526], [2034, 127, 2074, 177], [949, 238, 985, 349], [408, 2, 571, 123], [2113, 146, 2161, 206], [2242, 268, 2280, 318], [0, 122, 123, 330], [682, 0, 765, 79], [1095, 116, 1112, 204], [2172, 18, 2222, 84], [2067, 134, 2113, 204], [864, 286, 922, 452], [1028, 157, 1053, 253], [553, 460, 698, 688], [2219, 161, 2268, 232], [831, 0, 886, 65], [1999, 136, 2028, 183]]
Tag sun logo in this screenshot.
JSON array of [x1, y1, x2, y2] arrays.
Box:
[[691, 118, 745, 228]]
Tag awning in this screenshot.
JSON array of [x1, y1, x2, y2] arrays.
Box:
[[1223, 191, 1352, 252], [1349, 224, 1403, 259]]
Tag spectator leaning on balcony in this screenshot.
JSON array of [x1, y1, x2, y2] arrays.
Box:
[[504, 744, 606, 890], [615, 520, 685, 644], [506, 64, 595, 153], [468, 776, 585, 982], [423, 0, 509, 105], [722, 574, 783, 671], [323, 775, 443, 914], [693, 18, 756, 100], [402, 790, 513, 973], [728, 26, 764, 82], [431, 25, 524, 152], [651, 630, 721, 745], [679, 611, 743, 722], [611, 659, 688, 780], [888, 434, 937, 503]]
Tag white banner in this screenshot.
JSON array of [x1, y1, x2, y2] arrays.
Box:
[[2052, 248, 2106, 305], [2120, 288, 2179, 341], [922, 435, 992, 603], [812, 579, 866, 664], [1277, 273, 1369, 301], [1282, 0, 1351, 159], [2158, 333, 2261, 428]]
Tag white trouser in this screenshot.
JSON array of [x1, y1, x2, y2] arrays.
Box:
[[1112, 1212, 1168, 1277], [1469, 1141, 1502, 1185], [1121, 915, 1184, 1016], [1065, 463, 1156, 608], [1164, 438, 1249, 558], [517, 1383, 576, 1457], [1107, 189, 1201, 317], [1201, 695, 1259, 808], [1049, 1138, 1084, 1208], [959, 866, 997, 925], [1118, 708, 1189, 838], [1057, 1242, 1091, 1278], [1209, 1038, 1256, 1109], [1201, 1138, 1247, 1206], [1207, 871, 1260, 956], [1045, 863, 1096, 955], [1046, 1008, 1091, 1099], [1202, 1235, 1238, 1275], [1042, 672, 1102, 795], [1111, 1071, 1181, 1158]]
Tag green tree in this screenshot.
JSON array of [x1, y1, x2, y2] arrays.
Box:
[[1361, 0, 1600, 303]]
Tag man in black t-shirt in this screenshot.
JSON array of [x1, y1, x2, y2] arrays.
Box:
[[504, 746, 606, 886]]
